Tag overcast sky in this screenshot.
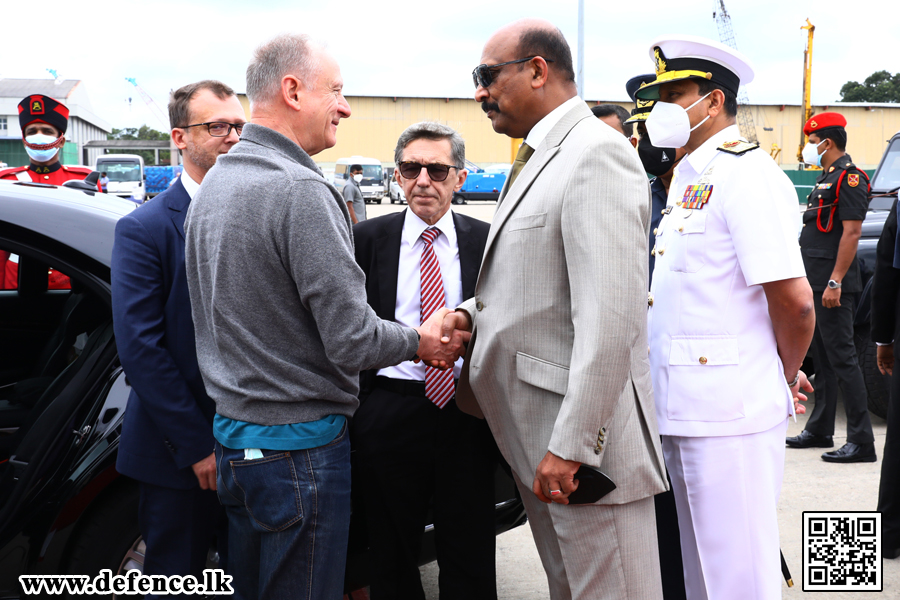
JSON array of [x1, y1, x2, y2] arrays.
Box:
[[2, 0, 897, 131]]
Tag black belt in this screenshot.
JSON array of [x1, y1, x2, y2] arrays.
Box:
[[373, 376, 456, 398]]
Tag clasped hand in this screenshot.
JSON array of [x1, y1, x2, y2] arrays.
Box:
[[414, 308, 471, 369]]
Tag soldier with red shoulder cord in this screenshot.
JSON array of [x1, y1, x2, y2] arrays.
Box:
[[787, 112, 877, 463]]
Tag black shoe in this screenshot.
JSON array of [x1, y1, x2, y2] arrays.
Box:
[[821, 442, 877, 463], [786, 430, 834, 449], [884, 547, 900, 559]]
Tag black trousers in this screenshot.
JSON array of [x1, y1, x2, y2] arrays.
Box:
[[350, 378, 498, 600], [878, 352, 900, 554], [138, 482, 227, 597], [654, 479, 687, 600], [804, 292, 874, 444]]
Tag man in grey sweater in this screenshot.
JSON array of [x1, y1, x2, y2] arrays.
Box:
[[184, 34, 466, 599]]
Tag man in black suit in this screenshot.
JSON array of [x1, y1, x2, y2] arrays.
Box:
[[351, 122, 497, 600], [872, 200, 900, 558], [111, 80, 245, 586]]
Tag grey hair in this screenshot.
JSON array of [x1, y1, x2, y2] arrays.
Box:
[[246, 34, 321, 105], [394, 122, 466, 167]]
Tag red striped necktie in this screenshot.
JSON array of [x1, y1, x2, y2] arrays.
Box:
[[420, 227, 454, 408]]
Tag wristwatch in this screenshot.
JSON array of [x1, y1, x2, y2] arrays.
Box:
[[827, 279, 842, 289]]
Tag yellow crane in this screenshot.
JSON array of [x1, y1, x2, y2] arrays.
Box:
[[797, 19, 816, 166]]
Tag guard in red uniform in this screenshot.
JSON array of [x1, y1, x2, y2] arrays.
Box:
[[0, 94, 90, 288]]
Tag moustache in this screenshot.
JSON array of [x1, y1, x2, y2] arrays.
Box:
[[481, 101, 500, 114]]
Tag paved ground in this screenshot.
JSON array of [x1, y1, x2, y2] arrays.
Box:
[[364, 200, 897, 598]]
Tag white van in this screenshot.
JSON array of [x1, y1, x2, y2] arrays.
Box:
[[95, 154, 146, 203], [334, 156, 384, 203]]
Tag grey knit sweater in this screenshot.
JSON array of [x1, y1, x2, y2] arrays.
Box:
[[184, 123, 418, 425]]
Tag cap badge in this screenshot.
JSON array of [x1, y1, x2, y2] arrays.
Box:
[[636, 98, 653, 109], [31, 99, 44, 115], [848, 174, 859, 187], [653, 47, 668, 76], [809, 120, 817, 129]]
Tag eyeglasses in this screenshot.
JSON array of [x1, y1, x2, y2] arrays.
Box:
[[179, 122, 244, 137], [472, 56, 554, 89], [398, 161, 460, 182]]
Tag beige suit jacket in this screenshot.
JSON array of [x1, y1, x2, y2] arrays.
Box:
[[458, 102, 668, 505]]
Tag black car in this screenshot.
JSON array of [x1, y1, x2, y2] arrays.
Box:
[[820, 130, 900, 419], [0, 179, 525, 598]]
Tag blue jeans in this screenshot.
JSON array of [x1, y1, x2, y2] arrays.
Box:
[[215, 423, 351, 600]]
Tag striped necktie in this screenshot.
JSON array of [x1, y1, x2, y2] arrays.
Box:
[[420, 227, 454, 408]]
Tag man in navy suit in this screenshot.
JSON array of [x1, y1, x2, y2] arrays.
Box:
[[111, 80, 246, 586], [351, 122, 497, 600]]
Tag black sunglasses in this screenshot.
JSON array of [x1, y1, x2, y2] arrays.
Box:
[[179, 121, 244, 137], [398, 161, 460, 182], [472, 56, 555, 89]]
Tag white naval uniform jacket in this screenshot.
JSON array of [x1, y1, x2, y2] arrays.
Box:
[[648, 125, 806, 438]]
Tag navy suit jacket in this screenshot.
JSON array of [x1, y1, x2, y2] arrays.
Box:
[[112, 178, 216, 490]]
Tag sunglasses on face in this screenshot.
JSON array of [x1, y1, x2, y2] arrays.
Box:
[[471, 56, 555, 89], [398, 161, 460, 182]]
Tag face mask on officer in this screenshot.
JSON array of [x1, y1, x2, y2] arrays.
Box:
[[645, 92, 711, 148], [801, 139, 826, 167], [637, 135, 677, 177], [23, 133, 63, 163], [353, 173, 363, 183]]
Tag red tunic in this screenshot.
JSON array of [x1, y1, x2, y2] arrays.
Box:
[[0, 162, 94, 289]]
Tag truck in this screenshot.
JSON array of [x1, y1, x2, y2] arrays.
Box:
[[94, 154, 146, 203], [334, 156, 385, 203], [452, 162, 510, 205]]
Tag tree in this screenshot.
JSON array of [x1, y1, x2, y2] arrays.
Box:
[[107, 125, 171, 165], [839, 71, 900, 103]]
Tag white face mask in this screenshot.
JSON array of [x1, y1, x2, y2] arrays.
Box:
[[645, 92, 712, 149], [801, 139, 826, 167], [24, 134, 62, 162], [353, 173, 364, 183]]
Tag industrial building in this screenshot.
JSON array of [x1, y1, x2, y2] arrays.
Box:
[[313, 95, 900, 170], [0, 79, 111, 168]]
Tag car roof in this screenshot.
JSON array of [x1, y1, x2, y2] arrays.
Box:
[[0, 180, 135, 267]]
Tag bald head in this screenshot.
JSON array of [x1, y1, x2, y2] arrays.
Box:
[[475, 20, 578, 138], [487, 19, 575, 83]]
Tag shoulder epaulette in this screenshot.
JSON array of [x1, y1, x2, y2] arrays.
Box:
[[0, 165, 29, 176], [717, 140, 759, 156], [62, 165, 94, 174]]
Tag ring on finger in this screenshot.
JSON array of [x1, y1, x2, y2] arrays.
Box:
[[549, 489, 562, 496]]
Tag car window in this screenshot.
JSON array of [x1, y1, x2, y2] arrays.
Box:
[[873, 137, 900, 193], [0, 245, 71, 291]]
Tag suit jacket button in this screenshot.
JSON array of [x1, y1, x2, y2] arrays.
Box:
[[476, 301, 484, 311], [653, 228, 658, 235], [648, 293, 654, 307], [678, 226, 684, 232], [594, 447, 602, 455], [658, 248, 665, 255], [699, 356, 708, 365]]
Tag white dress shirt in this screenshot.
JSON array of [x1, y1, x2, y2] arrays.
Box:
[[180, 170, 201, 199], [648, 124, 806, 438], [378, 208, 464, 381], [525, 95, 586, 150]]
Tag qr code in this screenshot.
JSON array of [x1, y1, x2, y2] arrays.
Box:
[[803, 511, 882, 591]]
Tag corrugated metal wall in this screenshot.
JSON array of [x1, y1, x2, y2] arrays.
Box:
[[237, 94, 900, 169]]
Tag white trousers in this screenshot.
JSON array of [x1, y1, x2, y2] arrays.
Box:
[[662, 419, 788, 600]]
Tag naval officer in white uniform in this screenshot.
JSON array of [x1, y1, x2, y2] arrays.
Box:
[[639, 36, 816, 599]]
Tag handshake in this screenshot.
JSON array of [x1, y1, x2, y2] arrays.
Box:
[[413, 308, 474, 369]]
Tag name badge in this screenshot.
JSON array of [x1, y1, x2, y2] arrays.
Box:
[[682, 184, 713, 210]]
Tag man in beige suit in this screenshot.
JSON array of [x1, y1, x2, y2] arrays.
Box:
[[442, 19, 668, 600]]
